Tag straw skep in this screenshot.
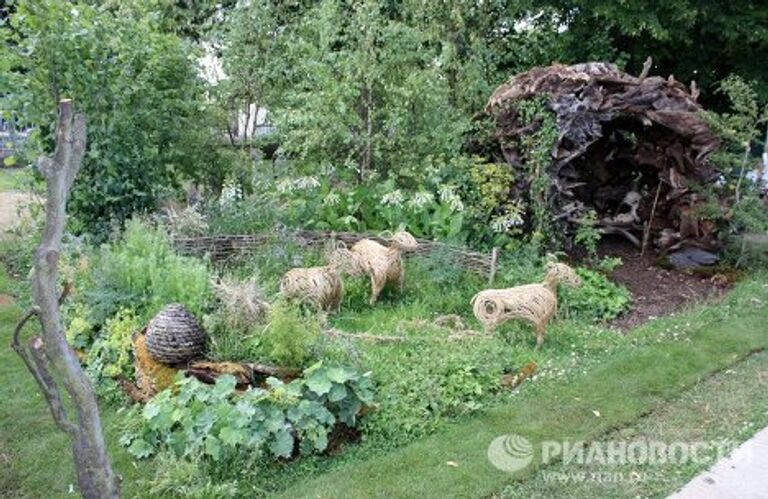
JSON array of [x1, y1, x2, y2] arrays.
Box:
[[145, 303, 207, 364]]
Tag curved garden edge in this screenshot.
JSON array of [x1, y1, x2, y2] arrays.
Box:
[[275, 275, 768, 499]]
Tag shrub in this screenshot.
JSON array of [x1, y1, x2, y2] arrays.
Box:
[[87, 308, 142, 379], [259, 302, 322, 368], [560, 267, 631, 322], [121, 364, 375, 462], [3, 0, 227, 237], [86, 219, 212, 324]]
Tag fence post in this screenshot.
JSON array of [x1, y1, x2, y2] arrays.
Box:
[[488, 247, 499, 285]]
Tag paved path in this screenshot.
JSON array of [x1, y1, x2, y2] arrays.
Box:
[[669, 426, 768, 498]]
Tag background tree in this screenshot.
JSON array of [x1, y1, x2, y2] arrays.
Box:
[[270, 0, 464, 183], [2, 0, 225, 237], [539, 0, 768, 107]]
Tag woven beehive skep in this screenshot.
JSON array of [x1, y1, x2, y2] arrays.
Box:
[[145, 303, 207, 364]]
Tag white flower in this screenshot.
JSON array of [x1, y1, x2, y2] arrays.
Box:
[[339, 215, 358, 226], [381, 189, 404, 207], [408, 190, 435, 210], [490, 211, 524, 233], [438, 185, 464, 212], [276, 178, 295, 194], [294, 176, 320, 191], [323, 191, 340, 207]]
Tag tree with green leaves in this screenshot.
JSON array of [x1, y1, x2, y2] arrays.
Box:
[[2, 0, 223, 236], [539, 0, 768, 106], [268, 0, 464, 183]]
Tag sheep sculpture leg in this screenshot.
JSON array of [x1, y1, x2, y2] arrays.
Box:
[[369, 274, 385, 305], [346, 232, 418, 306], [534, 323, 545, 350]]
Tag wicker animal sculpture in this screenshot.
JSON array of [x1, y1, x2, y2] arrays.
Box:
[[145, 303, 207, 364], [346, 231, 419, 305], [470, 263, 582, 349], [279, 248, 358, 311]]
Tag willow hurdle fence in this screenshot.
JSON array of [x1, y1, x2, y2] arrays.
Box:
[[173, 230, 500, 283]]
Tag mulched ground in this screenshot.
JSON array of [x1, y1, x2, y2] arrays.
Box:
[[600, 238, 730, 331]]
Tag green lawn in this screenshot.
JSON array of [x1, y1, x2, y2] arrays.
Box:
[[0, 267, 152, 499], [500, 347, 768, 498], [0, 168, 31, 192]]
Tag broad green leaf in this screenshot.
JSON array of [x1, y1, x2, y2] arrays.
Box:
[[219, 426, 245, 447], [128, 438, 154, 459], [326, 366, 355, 384], [327, 383, 348, 403], [269, 428, 294, 458], [204, 435, 222, 461], [212, 374, 237, 399], [305, 373, 333, 396]]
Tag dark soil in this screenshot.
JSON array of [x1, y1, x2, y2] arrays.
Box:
[[600, 238, 730, 331]]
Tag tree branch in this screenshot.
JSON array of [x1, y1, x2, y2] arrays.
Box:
[[28, 336, 78, 435]]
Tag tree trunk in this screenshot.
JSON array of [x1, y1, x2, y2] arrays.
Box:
[[12, 100, 121, 498]]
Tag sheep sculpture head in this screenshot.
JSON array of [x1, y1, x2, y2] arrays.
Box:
[[389, 231, 418, 252], [544, 262, 582, 290]]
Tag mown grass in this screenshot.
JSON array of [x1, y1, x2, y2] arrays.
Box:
[[499, 347, 768, 498], [0, 168, 31, 192], [273, 276, 768, 499], [0, 267, 152, 499]]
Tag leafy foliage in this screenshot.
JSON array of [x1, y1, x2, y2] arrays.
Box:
[[85, 307, 141, 379], [86, 219, 212, 325], [122, 364, 375, 462], [536, 0, 768, 107], [1, 0, 225, 236], [561, 268, 632, 322], [259, 301, 322, 368]]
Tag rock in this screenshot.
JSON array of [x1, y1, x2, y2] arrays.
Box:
[[667, 248, 719, 269]]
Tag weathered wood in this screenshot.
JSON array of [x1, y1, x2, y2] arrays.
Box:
[[173, 230, 500, 276], [486, 61, 722, 253], [12, 100, 120, 498]]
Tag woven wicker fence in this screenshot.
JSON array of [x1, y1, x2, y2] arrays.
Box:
[[173, 230, 500, 282]]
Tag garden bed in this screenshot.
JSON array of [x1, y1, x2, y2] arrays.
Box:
[[602, 238, 730, 330]]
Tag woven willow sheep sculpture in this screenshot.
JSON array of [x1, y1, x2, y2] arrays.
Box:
[[471, 262, 582, 349], [145, 303, 207, 364], [279, 248, 359, 311], [346, 231, 419, 305]]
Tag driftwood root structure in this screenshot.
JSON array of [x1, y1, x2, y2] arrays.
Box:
[[486, 61, 722, 255]]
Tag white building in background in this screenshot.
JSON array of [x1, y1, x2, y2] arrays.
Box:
[[198, 43, 275, 143]]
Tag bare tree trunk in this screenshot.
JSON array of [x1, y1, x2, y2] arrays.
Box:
[[11, 100, 121, 498]]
